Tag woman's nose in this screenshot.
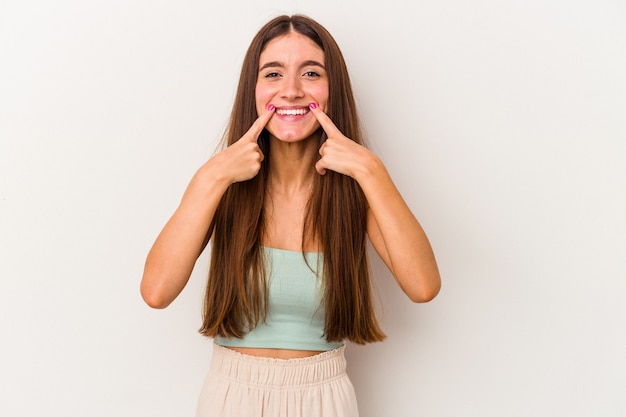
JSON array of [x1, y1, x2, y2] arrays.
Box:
[[280, 76, 304, 100]]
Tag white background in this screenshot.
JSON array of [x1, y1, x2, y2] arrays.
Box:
[[1, 1, 625, 416]]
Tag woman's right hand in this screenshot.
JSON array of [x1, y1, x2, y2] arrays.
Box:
[[209, 104, 275, 184], [140, 105, 275, 309]]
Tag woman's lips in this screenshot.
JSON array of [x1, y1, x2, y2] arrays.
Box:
[[275, 107, 310, 116]]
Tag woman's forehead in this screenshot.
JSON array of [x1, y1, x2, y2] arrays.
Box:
[[260, 32, 325, 66]]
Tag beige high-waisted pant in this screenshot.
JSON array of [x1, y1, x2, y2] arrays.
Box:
[[196, 343, 359, 417]]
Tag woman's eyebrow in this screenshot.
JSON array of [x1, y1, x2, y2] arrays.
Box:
[[259, 61, 283, 72], [301, 60, 325, 69], [258, 60, 326, 72]]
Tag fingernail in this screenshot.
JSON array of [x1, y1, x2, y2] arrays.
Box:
[[309, 102, 317, 109], [268, 104, 275, 111]]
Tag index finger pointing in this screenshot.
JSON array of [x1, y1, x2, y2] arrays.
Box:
[[243, 104, 276, 142], [308, 103, 341, 136]]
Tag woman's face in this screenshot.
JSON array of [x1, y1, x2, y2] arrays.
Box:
[[255, 31, 329, 143]]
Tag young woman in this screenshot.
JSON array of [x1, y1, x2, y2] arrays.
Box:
[[141, 14, 441, 417]]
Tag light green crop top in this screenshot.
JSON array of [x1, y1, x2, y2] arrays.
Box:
[[215, 247, 343, 351]]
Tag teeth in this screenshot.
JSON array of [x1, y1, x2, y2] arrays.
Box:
[[276, 108, 308, 116]]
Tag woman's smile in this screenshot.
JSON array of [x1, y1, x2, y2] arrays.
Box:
[[274, 106, 311, 117]]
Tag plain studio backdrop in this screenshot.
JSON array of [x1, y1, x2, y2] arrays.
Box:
[[1, 0, 624, 416]]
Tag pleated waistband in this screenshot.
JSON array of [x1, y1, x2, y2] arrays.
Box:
[[210, 343, 347, 388]]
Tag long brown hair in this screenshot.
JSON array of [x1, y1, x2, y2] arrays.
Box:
[[199, 15, 385, 344]]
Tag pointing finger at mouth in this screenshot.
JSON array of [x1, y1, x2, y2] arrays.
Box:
[[308, 103, 341, 136], [244, 104, 276, 142]]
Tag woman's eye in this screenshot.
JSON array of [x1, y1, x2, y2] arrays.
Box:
[[303, 71, 320, 77], [265, 72, 280, 78]]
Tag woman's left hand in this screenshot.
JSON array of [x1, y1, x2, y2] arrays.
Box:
[[309, 103, 375, 179], [308, 103, 441, 303]]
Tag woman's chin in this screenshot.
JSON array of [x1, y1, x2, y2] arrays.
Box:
[[270, 131, 318, 143], [268, 126, 322, 144]]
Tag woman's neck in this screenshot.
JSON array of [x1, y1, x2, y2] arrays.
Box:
[[267, 134, 319, 195]]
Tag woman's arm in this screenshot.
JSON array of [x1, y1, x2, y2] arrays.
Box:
[[360, 162, 441, 303], [140, 165, 230, 309], [310, 104, 441, 302], [140, 106, 275, 308]]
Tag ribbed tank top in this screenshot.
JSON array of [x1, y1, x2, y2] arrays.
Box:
[[215, 247, 343, 351]]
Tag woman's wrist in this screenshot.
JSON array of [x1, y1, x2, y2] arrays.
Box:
[[198, 157, 234, 189], [352, 151, 387, 186], [181, 159, 232, 206]]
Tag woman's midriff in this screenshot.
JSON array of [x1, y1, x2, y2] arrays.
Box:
[[226, 347, 324, 359]]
